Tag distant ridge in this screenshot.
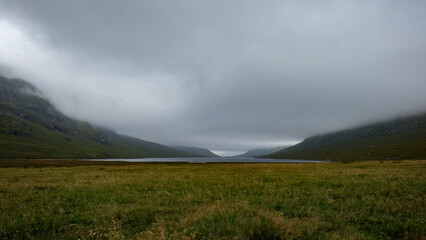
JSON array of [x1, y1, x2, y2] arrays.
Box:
[[237, 147, 285, 157], [263, 114, 426, 161], [170, 146, 218, 157], [0, 76, 199, 159]]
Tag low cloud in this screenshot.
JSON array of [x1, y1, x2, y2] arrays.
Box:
[[1, 1, 426, 154]]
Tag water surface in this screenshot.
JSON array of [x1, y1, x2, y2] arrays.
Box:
[[93, 157, 323, 163]]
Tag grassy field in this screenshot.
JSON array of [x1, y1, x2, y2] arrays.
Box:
[[0, 160, 424, 239]]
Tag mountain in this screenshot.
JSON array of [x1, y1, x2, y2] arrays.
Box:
[[237, 147, 285, 157], [170, 146, 218, 157], [0, 76, 198, 159], [263, 114, 426, 161]]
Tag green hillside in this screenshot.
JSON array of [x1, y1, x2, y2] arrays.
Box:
[[264, 114, 426, 161], [0, 76, 196, 159]]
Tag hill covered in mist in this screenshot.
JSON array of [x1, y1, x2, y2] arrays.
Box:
[[0, 76, 199, 159], [263, 114, 426, 161]]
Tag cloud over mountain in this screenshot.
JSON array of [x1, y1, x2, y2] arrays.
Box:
[[1, 1, 426, 154]]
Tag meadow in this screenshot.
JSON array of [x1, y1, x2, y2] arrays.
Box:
[[0, 160, 424, 239]]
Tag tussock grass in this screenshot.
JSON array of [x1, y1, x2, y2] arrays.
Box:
[[0, 160, 424, 239]]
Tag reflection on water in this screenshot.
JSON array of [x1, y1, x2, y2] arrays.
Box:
[[92, 157, 323, 163]]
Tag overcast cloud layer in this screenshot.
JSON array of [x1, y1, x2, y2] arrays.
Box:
[[1, 1, 426, 155]]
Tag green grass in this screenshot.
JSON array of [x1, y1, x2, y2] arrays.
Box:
[[0, 160, 425, 239]]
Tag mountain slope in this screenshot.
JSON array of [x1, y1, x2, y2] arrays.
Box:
[[237, 147, 285, 157], [263, 114, 426, 161], [170, 146, 218, 157], [0, 76, 197, 159]]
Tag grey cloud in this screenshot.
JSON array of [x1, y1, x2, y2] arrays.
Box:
[[0, 0, 426, 154]]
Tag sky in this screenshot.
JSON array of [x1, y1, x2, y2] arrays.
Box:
[[0, 1, 426, 156]]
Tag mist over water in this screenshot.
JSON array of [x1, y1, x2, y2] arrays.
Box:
[[1, 1, 425, 153]]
